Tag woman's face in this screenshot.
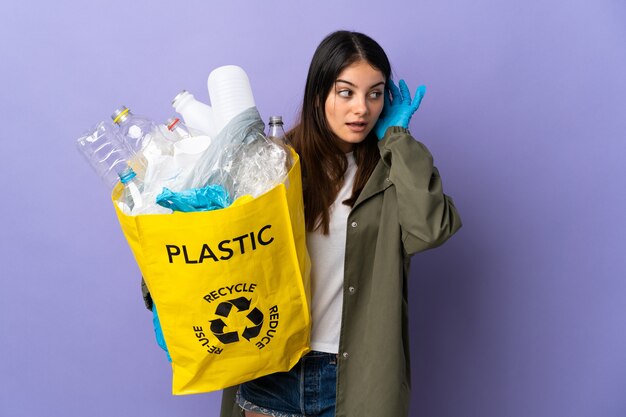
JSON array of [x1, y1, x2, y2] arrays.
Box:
[[324, 60, 386, 153]]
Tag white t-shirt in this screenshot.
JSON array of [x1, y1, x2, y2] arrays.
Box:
[[307, 152, 357, 354]]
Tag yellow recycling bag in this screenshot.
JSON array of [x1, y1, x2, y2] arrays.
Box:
[[113, 151, 311, 395]]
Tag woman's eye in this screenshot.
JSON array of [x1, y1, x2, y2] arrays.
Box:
[[369, 91, 383, 99], [338, 89, 352, 98]]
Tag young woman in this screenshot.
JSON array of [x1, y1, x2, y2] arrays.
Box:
[[221, 30, 462, 417]]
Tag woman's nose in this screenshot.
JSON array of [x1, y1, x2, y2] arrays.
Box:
[[352, 95, 368, 115]]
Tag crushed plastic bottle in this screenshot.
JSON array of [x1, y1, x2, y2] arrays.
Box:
[[76, 121, 132, 189]]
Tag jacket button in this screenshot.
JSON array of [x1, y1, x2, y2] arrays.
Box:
[[342, 352, 349, 359], [348, 286, 356, 294], [351, 221, 358, 228], [385, 178, 390, 182]]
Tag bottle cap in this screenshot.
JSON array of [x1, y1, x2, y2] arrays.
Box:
[[269, 116, 283, 125], [118, 167, 136, 184], [166, 117, 181, 131], [171, 90, 190, 106], [112, 106, 131, 124]]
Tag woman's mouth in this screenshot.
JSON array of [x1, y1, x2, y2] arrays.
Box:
[[346, 121, 368, 132]]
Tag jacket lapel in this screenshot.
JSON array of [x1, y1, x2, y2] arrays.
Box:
[[352, 160, 392, 210]]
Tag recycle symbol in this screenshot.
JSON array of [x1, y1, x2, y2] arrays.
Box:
[[210, 297, 264, 344]]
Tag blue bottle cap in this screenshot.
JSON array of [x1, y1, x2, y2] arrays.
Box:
[[119, 167, 137, 184]]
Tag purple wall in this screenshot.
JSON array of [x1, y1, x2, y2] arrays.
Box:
[[1, 1, 625, 416]]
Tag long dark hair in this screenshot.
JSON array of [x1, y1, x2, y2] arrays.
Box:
[[289, 30, 392, 234]]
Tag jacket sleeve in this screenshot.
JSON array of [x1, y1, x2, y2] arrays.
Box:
[[379, 126, 462, 255]]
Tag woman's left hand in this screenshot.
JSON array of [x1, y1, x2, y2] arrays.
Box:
[[374, 80, 426, 140]]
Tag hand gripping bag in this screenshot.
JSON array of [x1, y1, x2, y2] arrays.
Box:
[[112, 150, 310, 394]]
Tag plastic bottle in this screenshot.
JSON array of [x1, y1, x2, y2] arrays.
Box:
[[267, 116, 288, 145], [111, 106, 156, 176], [267, 115, 292, 170], [111, 106, 156, 155], [207, 65, 256, 134], [76, 121, 132, 189], [171, 90, 217, 139], [118, 167, 145, 214]]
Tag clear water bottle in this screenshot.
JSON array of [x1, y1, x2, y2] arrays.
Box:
[[171, 90, 217, 139], [76, 121, 132, 189], [267, 115, 292, 170], [111, 106, 156, 155], [112, 106, 156, 177], [267, 116, 287, 144], [118, 167, 145, 214]]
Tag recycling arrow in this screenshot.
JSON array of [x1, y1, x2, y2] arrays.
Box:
[[210, 319, 239, 344], [215, 302, 233, 317], [209, 297, 265, 344], [230, 297, 251, 311], [242, 307, 264, 341], [215, 297, 251, 317]]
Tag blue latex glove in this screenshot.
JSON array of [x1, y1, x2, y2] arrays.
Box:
[[374, 80, 426, 140], [152, 305, 172, 362], [156, 184, 231, 212]]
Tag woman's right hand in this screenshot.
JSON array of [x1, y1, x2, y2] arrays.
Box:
[[374, 79, 426, 140]]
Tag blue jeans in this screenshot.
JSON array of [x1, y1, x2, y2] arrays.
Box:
[[237, 351, 337, 417]]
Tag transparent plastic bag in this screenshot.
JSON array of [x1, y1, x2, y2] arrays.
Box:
[[185, 107, 289, 200], [217, 132, 289, 200]]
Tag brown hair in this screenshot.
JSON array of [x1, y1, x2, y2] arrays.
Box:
[[288, 30, 392, 234]]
